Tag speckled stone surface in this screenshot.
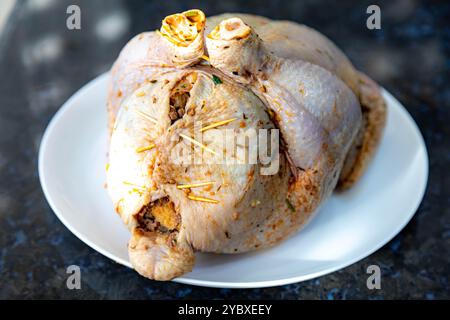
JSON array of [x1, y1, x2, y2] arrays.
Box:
[[0, 0, 448, 299]]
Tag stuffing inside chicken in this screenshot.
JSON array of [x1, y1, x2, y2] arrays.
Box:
[[106, 10, 386, 280]]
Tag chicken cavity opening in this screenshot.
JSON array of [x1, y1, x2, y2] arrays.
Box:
[[160, 9, 205, 47], [137, 197, 180, 235], [208, 17, 251, 41], [168, 73, 197, 124]]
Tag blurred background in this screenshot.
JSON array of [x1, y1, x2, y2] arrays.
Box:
[[0, 0, 448, 299]]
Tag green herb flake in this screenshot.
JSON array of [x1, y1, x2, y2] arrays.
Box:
[[212, 75, 222, 85], [285, 199, 295, 212]]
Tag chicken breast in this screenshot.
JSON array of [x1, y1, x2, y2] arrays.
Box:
[[106, 10, 386, 280], [205, 14, 386, 189]]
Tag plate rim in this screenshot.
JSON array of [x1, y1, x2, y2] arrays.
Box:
[[38, 73, 429, 289]]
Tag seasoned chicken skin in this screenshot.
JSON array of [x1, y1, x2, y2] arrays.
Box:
[[106, 10, 386, 280]]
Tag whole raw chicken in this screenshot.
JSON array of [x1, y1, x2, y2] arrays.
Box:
[[106, 10, 386, 280]]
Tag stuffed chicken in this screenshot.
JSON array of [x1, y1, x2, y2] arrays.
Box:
[[106, 10, 386, 280]]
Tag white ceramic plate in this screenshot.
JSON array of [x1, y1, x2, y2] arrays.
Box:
[[39, 73, 428, 288]]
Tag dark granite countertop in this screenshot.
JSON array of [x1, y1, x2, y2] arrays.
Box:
[[0, 0, 448, 299]]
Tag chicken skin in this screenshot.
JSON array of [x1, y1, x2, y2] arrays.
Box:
[[106, 10, 386, 280]]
